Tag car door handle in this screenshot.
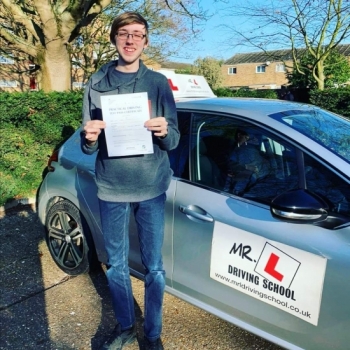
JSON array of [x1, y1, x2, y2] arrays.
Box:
[[179, 205, 214, 223]]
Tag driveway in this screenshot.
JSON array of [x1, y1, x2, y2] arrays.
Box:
[[0, 204, 282, 350]]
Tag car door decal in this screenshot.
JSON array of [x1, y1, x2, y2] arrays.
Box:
[[210, 221, 327, 326]]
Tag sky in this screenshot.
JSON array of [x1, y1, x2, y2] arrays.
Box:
[[169, 0, 251, 64], [168, 0, 350, 64]]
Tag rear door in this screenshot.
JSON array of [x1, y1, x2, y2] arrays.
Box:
[[170, 111, 350, 350]]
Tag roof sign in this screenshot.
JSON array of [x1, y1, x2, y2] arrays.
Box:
[[158, 70, 216, 99]]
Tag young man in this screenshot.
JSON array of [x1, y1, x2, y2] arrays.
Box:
[[81, 12, 179, 350]]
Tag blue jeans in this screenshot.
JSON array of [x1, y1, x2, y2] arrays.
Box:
[[99, 193, 166, 341]]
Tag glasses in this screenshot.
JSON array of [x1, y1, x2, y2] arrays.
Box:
[[116, 32, 146, 42]]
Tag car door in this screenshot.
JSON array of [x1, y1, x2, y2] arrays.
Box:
[[170, 111, 350, 350]]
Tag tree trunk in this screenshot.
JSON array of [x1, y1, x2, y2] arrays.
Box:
[[39, 40, 72, 92], [316, 61, 325, 91], [317, 78, 325, 91]]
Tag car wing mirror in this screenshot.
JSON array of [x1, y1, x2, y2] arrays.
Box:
[[270, 189, 329, 224]]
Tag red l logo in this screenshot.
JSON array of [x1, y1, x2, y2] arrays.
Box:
[[264, 253, 284, 282], [168, 79, 179, 91]]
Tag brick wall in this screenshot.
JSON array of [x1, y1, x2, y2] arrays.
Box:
[[0, 59, 37, 92]]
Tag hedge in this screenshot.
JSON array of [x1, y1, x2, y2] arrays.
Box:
[[214, 87, 279, 99], [309, 87, 350, 119], [0, 91, 83, 206]]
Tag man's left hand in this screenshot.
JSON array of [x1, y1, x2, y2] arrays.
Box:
[[144, 117, 168, 138]]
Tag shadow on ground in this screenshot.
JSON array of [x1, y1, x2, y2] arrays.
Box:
[[0, 206, 144, 350]]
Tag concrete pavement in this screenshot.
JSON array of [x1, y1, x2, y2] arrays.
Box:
[[0, 204, 282, 350]]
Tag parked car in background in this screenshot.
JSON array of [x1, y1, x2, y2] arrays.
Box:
[[38, 72, 350, 350]]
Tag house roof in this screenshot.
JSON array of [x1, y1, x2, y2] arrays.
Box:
[[224, 43, 350, 65]]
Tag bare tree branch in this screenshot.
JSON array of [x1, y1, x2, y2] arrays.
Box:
[[0, 0, 207, 91], [222, 0, 350, 90], [2, 0, 40, 42]]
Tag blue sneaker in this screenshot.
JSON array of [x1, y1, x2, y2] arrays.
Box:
[[144, 337, 164, 350]]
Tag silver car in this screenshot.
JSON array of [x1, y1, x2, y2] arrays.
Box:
[[38, 94, 350, 350]]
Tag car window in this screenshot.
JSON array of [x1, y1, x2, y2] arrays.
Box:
[[304, 154, 350, 218], [269, 109, 350, 163], [171, 112, 350, 218], [190, 113, 300, 203]]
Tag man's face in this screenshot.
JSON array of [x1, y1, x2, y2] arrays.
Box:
[[115, 23, 148, 67], [237, 133, 250, 144]]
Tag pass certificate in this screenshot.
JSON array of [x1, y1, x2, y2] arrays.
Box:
[[100, 92, 154, 157]]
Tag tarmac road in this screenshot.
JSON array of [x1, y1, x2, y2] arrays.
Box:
[[0, 204, 282, 350]]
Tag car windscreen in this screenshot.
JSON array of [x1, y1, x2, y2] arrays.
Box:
[[269, 109, 350, 163]]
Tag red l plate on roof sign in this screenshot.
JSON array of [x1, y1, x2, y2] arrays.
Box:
[[167, 78, 179, 91], [158, 70, 216, 99]]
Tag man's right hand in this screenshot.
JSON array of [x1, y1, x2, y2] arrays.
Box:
[[83, 120, 106, 144]]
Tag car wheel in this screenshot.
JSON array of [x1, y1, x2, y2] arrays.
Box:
[[45, 199, 95, 275]]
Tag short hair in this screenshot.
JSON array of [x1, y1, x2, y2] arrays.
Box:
[[110, 12, 149, 45], [236, 129, 249, 137]]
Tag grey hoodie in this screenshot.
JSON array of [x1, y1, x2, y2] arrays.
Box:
[[81, 60, 180, 202]]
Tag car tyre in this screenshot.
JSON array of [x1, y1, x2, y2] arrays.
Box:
[[45, 199, 96, 275]]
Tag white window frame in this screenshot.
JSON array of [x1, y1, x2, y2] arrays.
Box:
[[0, 80, 17, 87], [0, 56, 15, 64], [72, 82, 85, 89], [228, 67, 237, 75], [256, 65, 266, 73], [276, 63, 286, 72]]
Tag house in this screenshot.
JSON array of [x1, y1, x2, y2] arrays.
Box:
[[0, 54, 39, 92], [222, 44, 350, 89]]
